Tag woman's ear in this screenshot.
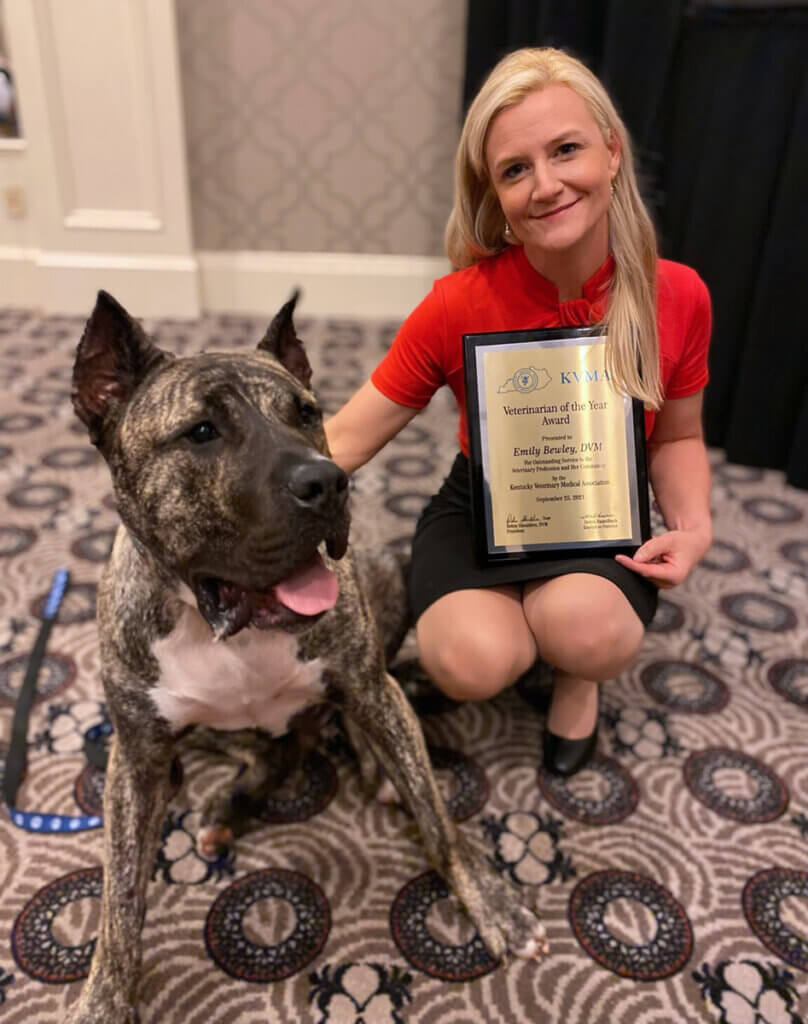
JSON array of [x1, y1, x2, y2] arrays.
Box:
[[607, 130, 622, 177]]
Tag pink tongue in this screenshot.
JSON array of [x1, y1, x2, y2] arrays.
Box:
[[273, 553, 339, 615]]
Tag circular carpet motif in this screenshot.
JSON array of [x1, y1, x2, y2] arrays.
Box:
[[257, 750, 337, 824], [569, 870, 693, 979], [385, 492, 432, 520], [0, 525, 37, 558], [7, 483, 71, 509], [742, 869, 808, 971], [647, 598, 685, 633], [429, 746, 489, 822], [683, 749, 789, 823], [0, 412, 44, 433], [74, 763, 105, 817], [31, 582, 96, 624], [205, 868, 330, 982], [719, 593, 797, 632], [768, 659, 808, 711], [41, 447, 98, 470], [21, 385, 70, 407], [11, 867, 102, 982], [0, 652, 75, 705], [71, 528, 117, 563], [390, 870, 498, 981], [641, 661, 730, 714], [538, 755, 639, 825], [384, 455, 437, 479], [742, 498, 802, 525], [780, 540, 808, 569], [700, 540, 751, 573]]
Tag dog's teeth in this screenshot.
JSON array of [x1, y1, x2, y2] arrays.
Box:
[[211, 591, 253, 641]]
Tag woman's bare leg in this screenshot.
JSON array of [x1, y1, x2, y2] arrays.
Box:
[[415, 584, 537, 702], [523, 574, 645, 738]]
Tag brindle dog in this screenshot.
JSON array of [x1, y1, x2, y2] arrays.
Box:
[[64, 291, 546, 1023]]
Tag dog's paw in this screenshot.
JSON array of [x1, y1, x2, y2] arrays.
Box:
[[196, 823, 234, 860], [450, 842, 548, 962], [475, 889, 548, 962]]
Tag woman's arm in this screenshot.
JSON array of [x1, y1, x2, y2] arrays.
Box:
[[615, 391, 712, 587], [324, 380, 420, 474]]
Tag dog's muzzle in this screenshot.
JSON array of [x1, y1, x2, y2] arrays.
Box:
[[194, 550, 340, 641], [193, 457, 351, 642]]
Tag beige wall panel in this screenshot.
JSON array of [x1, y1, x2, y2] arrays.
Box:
[[176, 0, 466, 256], [36, 0, 161, 226], [0, 0, 198, 314]]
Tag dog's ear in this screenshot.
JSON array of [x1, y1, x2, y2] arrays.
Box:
[[72, 290, 171, 448], [258, 288, 312, 389]]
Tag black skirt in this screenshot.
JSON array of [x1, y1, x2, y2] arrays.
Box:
[[408, 453, 658, 626]]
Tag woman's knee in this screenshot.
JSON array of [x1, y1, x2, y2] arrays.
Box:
[[418, 631, 532, 700], [561, 614, 644, 679], [525, 577, 645, 680], [415, 590, 536, 701]]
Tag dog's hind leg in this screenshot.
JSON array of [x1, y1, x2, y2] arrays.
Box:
[[64, 727, 174, 1024], [341, 713, 385, 797], [194, 730, 302, 858], [342, 713, 402, 804], [342, 672, 548, 962]]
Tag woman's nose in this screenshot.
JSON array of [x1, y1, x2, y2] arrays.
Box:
[[531, 164, 562, 202]]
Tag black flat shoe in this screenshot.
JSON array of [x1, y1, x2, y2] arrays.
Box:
[[543, 725, 598, 777]]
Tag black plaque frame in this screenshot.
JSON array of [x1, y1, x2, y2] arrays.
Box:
[[463, 325, 650, 567]]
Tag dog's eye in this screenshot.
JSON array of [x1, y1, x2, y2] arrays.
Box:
[[297, 399, 321, 428], [185, 420, 220, 444]]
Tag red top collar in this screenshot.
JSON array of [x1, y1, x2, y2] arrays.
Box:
[[510, 246, 614, 326]]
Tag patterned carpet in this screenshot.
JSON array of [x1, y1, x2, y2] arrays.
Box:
[[0, 305, 806, 1023]]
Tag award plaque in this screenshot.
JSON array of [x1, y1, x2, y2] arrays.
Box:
[[463, 325, 650, 566]]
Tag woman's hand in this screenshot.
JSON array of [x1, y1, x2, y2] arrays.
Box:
[[615, 527, 711, 588], [623, 392, 712, 589]]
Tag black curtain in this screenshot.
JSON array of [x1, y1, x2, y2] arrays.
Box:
[[463, 1, 808, 489]]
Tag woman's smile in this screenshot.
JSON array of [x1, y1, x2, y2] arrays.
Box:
[[535, 197, 582, 219]]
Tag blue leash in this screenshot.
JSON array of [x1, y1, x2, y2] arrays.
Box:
[[3, 569, 105, 833]]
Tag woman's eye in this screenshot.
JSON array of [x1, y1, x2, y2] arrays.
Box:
[[185, 420, 220, 444], [557, 142, 579, 157], [503, 162, 526, 180], [297, 399, 321, 428]]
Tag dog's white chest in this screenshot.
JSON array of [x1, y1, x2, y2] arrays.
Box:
[[150, 603, 326, 734]]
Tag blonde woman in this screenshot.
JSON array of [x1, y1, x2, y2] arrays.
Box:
[[326, 47, 712, 776]]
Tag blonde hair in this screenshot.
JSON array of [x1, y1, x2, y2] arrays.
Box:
[[446, 47, 662, 409]]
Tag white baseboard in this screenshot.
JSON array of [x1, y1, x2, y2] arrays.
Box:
[[0, 247, 450, 319], [198, 250, 450, 320], [0, 247, 201, 317], [0, 247, 38, 310]]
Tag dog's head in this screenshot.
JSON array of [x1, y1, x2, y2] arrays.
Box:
[[72, 290, 350, 640]]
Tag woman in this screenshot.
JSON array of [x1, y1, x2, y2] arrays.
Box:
[[325, 47, 712, 776]]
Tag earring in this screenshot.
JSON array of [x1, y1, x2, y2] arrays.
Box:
[[504, 221, 513, 239], [610, 180, 617, 197]]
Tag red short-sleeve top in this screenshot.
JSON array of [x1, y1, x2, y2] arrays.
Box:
[[370, 246, 711, 454]]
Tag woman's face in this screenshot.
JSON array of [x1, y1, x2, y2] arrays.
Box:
[[485, 84, 620, 268]]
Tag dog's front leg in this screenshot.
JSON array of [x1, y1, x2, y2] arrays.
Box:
[[344, 672, 547, 962], [64, 727, 174, 1024]]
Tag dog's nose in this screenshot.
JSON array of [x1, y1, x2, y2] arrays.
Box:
[[286, 459, 348, 511]]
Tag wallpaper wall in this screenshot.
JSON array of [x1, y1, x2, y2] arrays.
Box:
[[174, 0, 467, 256]]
